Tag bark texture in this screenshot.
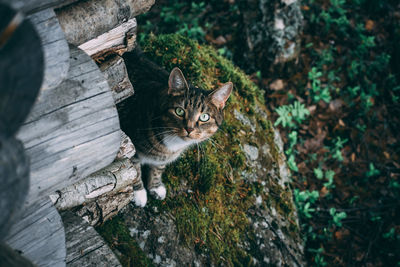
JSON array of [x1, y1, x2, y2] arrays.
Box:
[[236, 0, 303, 75]]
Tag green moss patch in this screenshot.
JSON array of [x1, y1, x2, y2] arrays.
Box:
[[96, 216, 154, 266], [99, 34, 300, 266], [137, 34, 297, 265]]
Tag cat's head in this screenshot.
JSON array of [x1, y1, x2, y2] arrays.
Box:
[[161, 67, 232, 144]]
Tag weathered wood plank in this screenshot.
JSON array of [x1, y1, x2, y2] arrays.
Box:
[[5, 196, 66, 267], [28, 8, 69, 91], [99, 55, 134, 104], [78, 18, 137, 58], [0, 137, 30, 241], [0, 243, 35, 266], [0, 3, 43, 138], [56, 0, 154, 45], [0, 0, 78, 14], [16, 45, 121, 204], [61, 211, 121, 267]]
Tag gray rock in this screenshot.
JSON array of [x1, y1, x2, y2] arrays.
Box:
[[120, 205, 207, 266], [243, 144, 259, 161], [234, 109, 256, 132]]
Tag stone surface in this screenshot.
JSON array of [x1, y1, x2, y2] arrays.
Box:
[[120, 205, 206, 266], [61, 210, 121, 267]]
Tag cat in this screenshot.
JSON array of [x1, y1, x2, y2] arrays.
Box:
[[118, 49, 232, 207]]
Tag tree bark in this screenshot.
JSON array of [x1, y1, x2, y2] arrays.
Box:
[[236, 0, 303, 75]]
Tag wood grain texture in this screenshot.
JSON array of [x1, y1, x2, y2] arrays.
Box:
[[0, 137, 30, 241], [0, 4, 43, 138], [0, 0, 78, 14], [79, 18, 137, 58], [56, 0, 154, 45], [99, 56, 134, 104], [5, 196, 66, 267], [0, 243, 35, 267], [53, 158, 138, 225], [28, 8, 69, 91], [61, 210, 121, 267], [17, 45, 121, 204]]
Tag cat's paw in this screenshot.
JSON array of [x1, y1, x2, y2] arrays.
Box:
[[132, 189, 147, 207], [149, 184, 167, 200]]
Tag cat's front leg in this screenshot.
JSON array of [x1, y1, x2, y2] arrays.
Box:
[[131, 161, 147, 207], [147, 164, 167, 200]]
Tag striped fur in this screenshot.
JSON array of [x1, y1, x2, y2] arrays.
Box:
[[118, 51, 232, 205]]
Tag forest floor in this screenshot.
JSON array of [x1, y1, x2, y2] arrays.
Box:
[[137, 0, 400, 266]]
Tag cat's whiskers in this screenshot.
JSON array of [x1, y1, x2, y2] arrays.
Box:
[[144, 130, 176, 155], [137, 126, 178, 132]]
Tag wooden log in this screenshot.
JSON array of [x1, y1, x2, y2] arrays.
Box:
[[56, 0, 154, 46], [116, 130, 136, 159], [16, 45, 121, 204], [99, 55, 134, 104], [4, 196, 66, 267], [51, 158, 138, 211], [50, 131, 137, 226], [75, 184, 135, 226], [28, 8, 70, 91], [61, 210, 121, 267], [79, 18, 137, 59], [0, 0, 78, 14], [0, 243, 35, 267], [0, 3, 43, 138], [0, 137, 29, 241]]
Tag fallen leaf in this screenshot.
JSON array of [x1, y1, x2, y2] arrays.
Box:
[[365, 20, 375, 31], [213, 35, 227, 46], [269, 79, 285, 90], [320, 186, 329, 197]]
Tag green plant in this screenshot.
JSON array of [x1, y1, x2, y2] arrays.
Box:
[[329, 208, 347, 227], [274, 101, 310, 128], [294, 189, 319, 218], [365, 163, 380, 177], [308, 67, 332, 103], [330, 137, 348, 161], [382, 228, 397, 240]]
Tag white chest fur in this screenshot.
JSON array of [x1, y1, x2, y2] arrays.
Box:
[[163, 135, 195, 152]]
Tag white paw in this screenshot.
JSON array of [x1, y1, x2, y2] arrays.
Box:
[[132, 189, 147, 207], [149, 185, 167, 200]]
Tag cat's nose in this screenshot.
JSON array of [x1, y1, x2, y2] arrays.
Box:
[[185, 127, 194, 134]]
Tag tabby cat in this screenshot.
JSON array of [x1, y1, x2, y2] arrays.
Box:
[[118, 49, 232, 207]]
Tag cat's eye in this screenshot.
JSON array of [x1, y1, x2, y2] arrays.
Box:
[[175, 107, 185, 117], [199, 113, 210, 122]]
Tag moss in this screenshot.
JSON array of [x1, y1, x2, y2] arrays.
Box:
[[135, 34, 299, 265], [96, 216, 154, 267]]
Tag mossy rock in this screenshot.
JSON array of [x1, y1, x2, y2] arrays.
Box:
[[98, 34, 304, 266]]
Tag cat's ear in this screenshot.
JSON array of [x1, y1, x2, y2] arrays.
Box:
[[209, 82, 233, 109], [168, 67, 189, 95]]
